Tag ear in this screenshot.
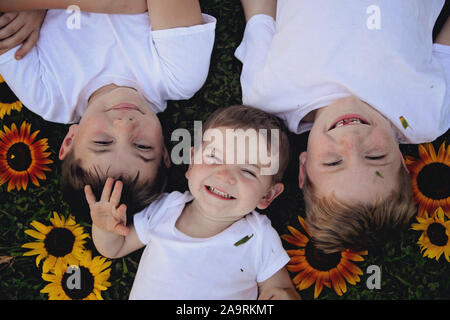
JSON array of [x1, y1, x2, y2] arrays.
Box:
[[162, 145, 171, 168], [256, 182, 284, 210], [185, 147, 195, 180], [59, 124, 78, 160], [399, 151, 409, 174], [298, 151, 307, 189]]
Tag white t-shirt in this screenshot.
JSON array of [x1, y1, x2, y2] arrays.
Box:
[[0, 10, 216, 123], [235, 0, 450, 144], [130, 191, 290, 300]]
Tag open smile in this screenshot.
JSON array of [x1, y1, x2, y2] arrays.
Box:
[[329, 114, 369, 131], [205, 185, 236, 200]]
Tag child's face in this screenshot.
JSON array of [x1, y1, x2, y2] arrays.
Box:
[[299, 96, 407, 203], [59, 86, 170, 182], [186, 127, 284, 223]]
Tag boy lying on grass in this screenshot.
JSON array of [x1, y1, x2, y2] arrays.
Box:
[[236, 0, 450, 253], [0, 0, 216, 221]]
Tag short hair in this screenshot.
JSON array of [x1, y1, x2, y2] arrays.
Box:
[[202, 105, 290, 183], [60, 149, 168, 224], [302, 165, 416, 253]]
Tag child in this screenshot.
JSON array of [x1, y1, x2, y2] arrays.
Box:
[[235, 0, 450, 252], [0, 0, 216, 220], [84, 105, 300, 300]]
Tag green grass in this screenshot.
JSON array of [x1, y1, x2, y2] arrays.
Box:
[[1, 0, 449, 300]]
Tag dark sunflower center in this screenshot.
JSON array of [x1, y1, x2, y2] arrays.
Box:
[[305, 241, 342, 271], [6, 142, 32, 171], [0, 82, 20, 103], [61, 266, 95, 300], [427, 222, 448, 246], [44, 228, 75, 257], [416, 163, 450, 200]]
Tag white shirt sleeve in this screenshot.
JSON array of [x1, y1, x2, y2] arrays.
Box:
[[255, 217, 290, 283], [133, 193, 170, 245], [234, 14, 276, 104], [151, 14, 216, 101], [0, 46, 63, 122], [432, 43, 450, 134]]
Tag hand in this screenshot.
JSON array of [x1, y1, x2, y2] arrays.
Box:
[[84, 177, 130, 237], [0, 10, 46, 59], [258, 287, 301, 300]]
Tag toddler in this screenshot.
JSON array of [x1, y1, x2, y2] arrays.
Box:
[[85, 105, 300, 299]]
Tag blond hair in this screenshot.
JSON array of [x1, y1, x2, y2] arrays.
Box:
[[302, 166, 416, 253]]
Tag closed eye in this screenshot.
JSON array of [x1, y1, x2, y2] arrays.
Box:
[[134, 144, 152, 151], [241, 169, 257, 177], [94, 141, 113, 146], [205, 155, 223, 164], [366, 155, 386, 160], [324, 160, 342, 166]]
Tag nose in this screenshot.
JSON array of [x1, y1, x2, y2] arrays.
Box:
[[331, 125, 370, 150], [215, 166, 237, 185], [113, 117, 137, 131]]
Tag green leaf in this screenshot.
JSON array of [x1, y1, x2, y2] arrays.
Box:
[[234, 234, 254, 246], [399, 116, 410, 130]]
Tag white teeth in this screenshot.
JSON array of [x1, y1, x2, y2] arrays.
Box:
[[334, 118, 363, 128], [208, 186, 233, 199]]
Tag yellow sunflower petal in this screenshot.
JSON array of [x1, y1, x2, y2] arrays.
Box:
[[24, 229, 46, 240], [22, 242, 45, 249], [43, 255, 56, 273], [30, 221, 52, 234]]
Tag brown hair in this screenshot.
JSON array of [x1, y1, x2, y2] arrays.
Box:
[[302, 166, 416, 253], [202, 105, 290, 183], [60, 149, 168, 223]]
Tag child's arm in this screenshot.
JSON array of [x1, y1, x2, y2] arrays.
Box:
[[0, 0, 147, 14], [0, 10, 46, 59], [257, 267, 301, 300], [84, 178, 145, 259], [240, 0, 276, 22], [146, 0, 204, 30], [435, 16, 450, 45]]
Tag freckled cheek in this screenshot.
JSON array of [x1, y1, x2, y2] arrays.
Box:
[[369, 129, 394, 147]]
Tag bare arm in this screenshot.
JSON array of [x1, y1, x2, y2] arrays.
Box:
[[92, 223, 144, 259], [240, 0, 276, 22], [146, 0, 203, 31], [435, 16, 450, 45], [258, 267, 301, 300], [0, 0, 147, 14]]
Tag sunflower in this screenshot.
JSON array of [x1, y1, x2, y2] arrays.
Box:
[[405, 142, 450, 218], [411, 207, 450, 262], [41, 250, 111, 300], [0, 74, 23, 119], [22, 212, 89, 273], [0, 121, 53, 191], [281, 216, 368, 298]]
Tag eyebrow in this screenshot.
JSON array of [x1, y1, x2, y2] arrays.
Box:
[[88, 148, 155, 163]]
